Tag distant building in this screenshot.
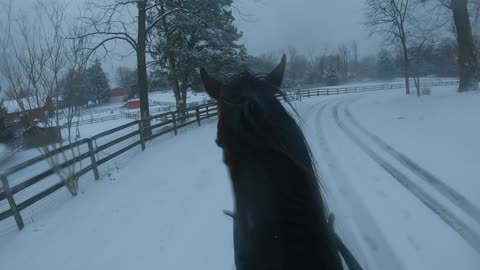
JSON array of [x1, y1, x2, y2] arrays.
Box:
[[110, 87, 128, 103], [3, 96, 54, 123], [126, 99, 141, 109]]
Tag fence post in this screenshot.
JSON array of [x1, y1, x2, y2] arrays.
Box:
[[172, 112, 178, 135], [337, 89, 339, 95], [317, 89, 320, 96], [138, 120, 146, 151], [196, 107, 201, 126], [87, 139, 100, 180], [1, 174, 24, 230], [206, 106, 210, 119], [307, 90, 310, 98]]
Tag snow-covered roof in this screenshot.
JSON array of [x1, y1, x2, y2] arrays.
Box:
[[2, 97, 46, 113]]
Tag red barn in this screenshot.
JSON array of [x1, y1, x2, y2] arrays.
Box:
[[3, 96, 54, 123], [110, 87, 128, 103], [126, 99, 141, 109]]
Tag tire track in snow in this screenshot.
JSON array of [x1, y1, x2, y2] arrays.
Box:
[[332, 101, 480, 254], [342, 100, 480, 226], [310, 100, 405, 270]]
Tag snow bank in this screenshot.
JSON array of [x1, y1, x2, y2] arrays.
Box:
[[350, 87, 480, 207], [0, 121, 234, 270], [0, 144, 10, 160], [149, 91, 210, 104]]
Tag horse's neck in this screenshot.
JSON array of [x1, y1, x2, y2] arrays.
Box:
[[229, 153, 343, 270], [230, 152, 322, 222]]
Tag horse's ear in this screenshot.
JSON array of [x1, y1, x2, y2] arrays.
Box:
[[200, 68, 222, 100], [266, 54, 287, 88]]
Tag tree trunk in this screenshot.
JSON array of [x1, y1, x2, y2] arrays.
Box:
[[160, 3, 184, 115], [178, 82, 188, 123], [171, 72, 182, 110], [452, 0, 479, 92], [401, 37, 411, 95], [137, 0, 151, 136], [414, 75, 421, 96], [166, 53, 183, 110]]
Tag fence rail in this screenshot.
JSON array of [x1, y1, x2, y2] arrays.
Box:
[[280, 80, 459, 100], [0, 80, 459, 231], [63, 100, 213, 127]]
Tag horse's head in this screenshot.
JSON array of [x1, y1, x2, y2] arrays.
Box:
[[201, 56, 347, 270], [200, 55, 287, 165]]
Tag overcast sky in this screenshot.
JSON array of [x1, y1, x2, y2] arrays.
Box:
[[1, 0, 380, 89], [235, 0, 380, 56]]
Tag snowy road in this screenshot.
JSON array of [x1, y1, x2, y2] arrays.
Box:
[[333, 99, 480, 253], [1, 87, 479, 270], [298, 93, 480, 269]]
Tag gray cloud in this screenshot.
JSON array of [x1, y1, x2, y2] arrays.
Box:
[[0, 0, 381, 89], [235, 0, 380, 56]]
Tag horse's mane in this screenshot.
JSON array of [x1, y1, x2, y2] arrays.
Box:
[[224, 71, 323, 193]]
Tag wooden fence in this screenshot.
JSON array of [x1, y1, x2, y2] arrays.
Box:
[[66, 100, 213, 127], [0, 103, 218, 230], [0, 80, 459, 231], [280, 80, 459, 99]]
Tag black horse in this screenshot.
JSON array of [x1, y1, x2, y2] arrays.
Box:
[[201, 55, 359, 270]]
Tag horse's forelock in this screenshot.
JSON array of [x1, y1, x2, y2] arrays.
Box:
[[220, 73, 320, 188]]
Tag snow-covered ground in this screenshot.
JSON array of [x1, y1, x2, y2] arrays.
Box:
[[1, 85, 479, 269], [0, 144, 10, 163], [48, 90, 209, 126], [0, 144, 9, 157], [295, 89, 480, 270], [0, 90, 208, 172], [348, 86, 480, 207], [149, 90, 210, 104], [0, 121, 233, 270]]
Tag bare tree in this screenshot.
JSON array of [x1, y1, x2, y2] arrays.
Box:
[[0, 0, 90, 196], [365, 0, 417, 94], [420, 0, 479, 91], [286, 47, 309, 85], [78, 0, 201, 136], [351, 40, 359, 77], [338, 44, 351, 79], [410, 35, 434, 96], [115, 66, 134, 88], [0, 1, 53, 124], [450, 0, 479, 91]]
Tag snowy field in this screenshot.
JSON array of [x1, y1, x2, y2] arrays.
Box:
[[0, 144, 10, 163], [0, 90, 210, 171], [0, 85, 479, 269], [149, 90, 210, 104], [52, 90, 210, 125]]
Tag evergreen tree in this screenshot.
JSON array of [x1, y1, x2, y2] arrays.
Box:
[[0, 102, 6, 119], [61, 69, 90, 108], [376, 50, 396, 81], [116, 67, 139, 101], [126, 69, 139, 101], [325, 64, 339, 86], [0, 100, 14, 142], [87, 61, 111, 104], [151, 0, 247, 111]]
